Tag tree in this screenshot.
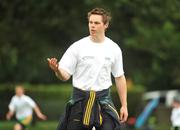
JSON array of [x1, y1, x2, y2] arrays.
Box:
[[0, 0, 180, 90]]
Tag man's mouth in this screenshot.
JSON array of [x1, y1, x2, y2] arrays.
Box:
[[91, 29, 96, 33]]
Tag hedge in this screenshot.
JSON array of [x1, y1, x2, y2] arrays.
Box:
[[0, 84, 144, 120]]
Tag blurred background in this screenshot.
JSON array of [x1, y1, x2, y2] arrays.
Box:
[[0, 0, 180, 130]]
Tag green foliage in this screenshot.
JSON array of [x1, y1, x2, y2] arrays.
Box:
[[114, 0, 180, 90], [0, 83, 144, 120], [0, 0, 180, 90], [124, 1, 180, 90]]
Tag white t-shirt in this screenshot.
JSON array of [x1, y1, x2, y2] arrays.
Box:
[[171, 107, 180, 127], [59, 36, 124, 91], [9, 95, 36, 119]]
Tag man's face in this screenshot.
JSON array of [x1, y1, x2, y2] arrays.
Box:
[[88, 14, 108, 37]]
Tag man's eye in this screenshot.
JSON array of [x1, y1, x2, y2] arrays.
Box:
[[95, 22, 100, 24]]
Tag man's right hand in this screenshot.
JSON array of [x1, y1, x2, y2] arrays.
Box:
[[47, 58, 59, 72], [6, 111, 13, 120], [47, 57, 71, 81]]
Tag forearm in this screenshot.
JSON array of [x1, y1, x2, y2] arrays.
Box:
[[55, 68, 70, 81], [115, 75, 128, 122], [34, 106, 42, 115], [34, 106, 47, 120], [6, 111, 14, 120], [47, 58, 71, 81], [115, 75, 127, 107]]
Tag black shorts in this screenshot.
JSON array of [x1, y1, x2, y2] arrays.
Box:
[[66, 102, 115, 130]]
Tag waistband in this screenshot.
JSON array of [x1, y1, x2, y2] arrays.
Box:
[[72, 87, 110, 100]]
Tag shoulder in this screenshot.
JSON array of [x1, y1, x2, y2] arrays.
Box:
[[11, 95, 17, 102], [68, 36, 90, 51], [71, 36, 89, 47], [23, 95, 33, 101], [105, 37, 122, 52]]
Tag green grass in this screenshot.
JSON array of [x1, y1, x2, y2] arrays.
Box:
[[0, 121, 171, 130], [0, 121, 58, 130]]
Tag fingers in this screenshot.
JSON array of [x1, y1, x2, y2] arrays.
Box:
[[47, 58, 59, 72], [120, 113, 128, 123], [6, 116, 10, 120], [41, 114, 47, 120], [47, 58, 57, 66], [6, 113, 11, 120], [119, 107, 128, 123], [120, 111, 123, 121], [37, 113, 47, 120], [47, 58, 57, 63], [120, 111, 125, 123], [47, 58, 50, 62]]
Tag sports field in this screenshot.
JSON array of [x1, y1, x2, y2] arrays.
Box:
[[0, 121, 58, 130], [0, 121, 170, 130]]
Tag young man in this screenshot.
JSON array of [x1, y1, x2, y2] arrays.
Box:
[[6, 85, 47, 130], [47, 7, 128, 130], [171, 95, 180, 130]]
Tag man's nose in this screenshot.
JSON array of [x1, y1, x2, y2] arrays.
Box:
[[91, 23, 95, 28]]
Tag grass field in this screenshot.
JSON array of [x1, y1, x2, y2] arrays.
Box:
[[0, 121, 170, 130], [0, 121, 58, 130]]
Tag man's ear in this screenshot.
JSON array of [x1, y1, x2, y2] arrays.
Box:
[[105, 23, 109, 30]]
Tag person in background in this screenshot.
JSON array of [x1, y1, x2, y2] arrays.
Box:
[[47, 7, 128, 130], [171, 95, 180, 130], [6, 85, 47, 130]]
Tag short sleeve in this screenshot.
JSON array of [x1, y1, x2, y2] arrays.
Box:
[[9, 98, 15, 112], [59, 44, 78, 75], [26, 96, 36, 108], [111, 47, 124, 77]]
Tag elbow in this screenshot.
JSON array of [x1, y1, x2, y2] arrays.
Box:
[[60, 77, 69, 81], [59, 75, 70, 81], [55, 69, 71, 81]]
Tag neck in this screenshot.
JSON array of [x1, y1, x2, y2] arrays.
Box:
[[90, 35, 105, 43]]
